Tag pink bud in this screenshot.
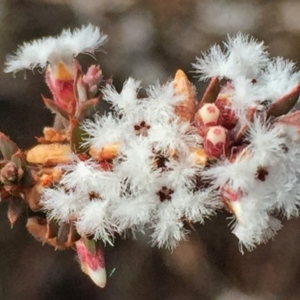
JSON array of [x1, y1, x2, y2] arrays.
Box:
[[204, 126, 228, 157], [195, 103, 221, 136], [82, 65, 102, 96], [215, 97, 238, 129], [75, 239, 107, 288]]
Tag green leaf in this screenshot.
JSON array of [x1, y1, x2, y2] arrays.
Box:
[[70, 120, 89, 153], [0, 132, 19, 160]]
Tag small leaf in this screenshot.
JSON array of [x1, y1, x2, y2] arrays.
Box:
[[70, 120, 89, 153], [0, 132, 19, 160], [173, 69, 196, 122], [46, 219, 59, 239], [42, 96, 70, 120], [266, 84, 300, 118], [57, 222, 71, 245], [82, 237, 97, 256], [26, 216, 48, 243], [7, 196, 24, 228], [67, 221, 81, 244], [77, 98, 99, 121], [11, 150, 26, 168], [198, 77, 220, 107], [276, 110, 300, 126]]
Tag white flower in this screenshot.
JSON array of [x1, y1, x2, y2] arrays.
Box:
[[41, 187, 87, 222], [76, 200, 115, 245], [81, 113, 122, 151], [59, 159, 121, 200], [193, 33, 269, 81], [192, 44, 229, 81], [102, 78, 141, 114], [203, 153, 257, 194], [113, 138, 157, 191], [151, 202, 187, 250], [229, 76, 260, 117], [245, 117, 285, 166], [224, 33, 269, 79], [172, 187, 221, 223], [148, 119, 201, 154], [145, 81, 184, 122], [4, 24, 107, 74], [111, 190, 157, 231], [164, 149, 203, 190], [257, 57, 300, 102]]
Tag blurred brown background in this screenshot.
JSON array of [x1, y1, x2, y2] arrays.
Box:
[[1, 0, 300, 299]]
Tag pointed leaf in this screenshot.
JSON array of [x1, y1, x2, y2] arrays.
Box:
[[42, 95, 70, 120], [173, 69, 196, 122], [77, 98, 99, 121], [57, 222, 71, 245], [198, 77, 220, 107], [7, 196, 24, 228], [267, 84, 300, 118], [46, 219, 59, 239], [70, 119, 89, 153], [67, 221, 81, 244], [26, 216, 48, 243], [276, 110, 300, 126], [0, 132, 19, 160], [82, 237, 97, 256], [11, 150, 26, 168]]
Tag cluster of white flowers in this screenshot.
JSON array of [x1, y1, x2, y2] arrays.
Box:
[[41, 78, 220, 249], [194, 33, 300, 251], [5, 27, 300, 252]]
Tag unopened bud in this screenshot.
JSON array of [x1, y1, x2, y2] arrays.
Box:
[[204, 126, 228, 157], [76, 239, 107, 288], [215, 97, 238, 129], [83, 65, 102, 86], [195, 103, 221, 136], [0, 161, 23, 184]]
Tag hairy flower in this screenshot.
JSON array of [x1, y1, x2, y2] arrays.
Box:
[[4, 24, 107, 74]]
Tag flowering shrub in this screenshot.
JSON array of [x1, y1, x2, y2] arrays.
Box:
[[1, 25, 300, 287]]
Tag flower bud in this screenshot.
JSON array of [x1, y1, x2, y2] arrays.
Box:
[[215, 96, 238, 129], [76, 239, 106, 288], [204, 126, 228, 157], [0, 161, 23, 184], [195, 103, 221, 136], [214, 83, 238, 129], [83, 65, 102, 96]]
